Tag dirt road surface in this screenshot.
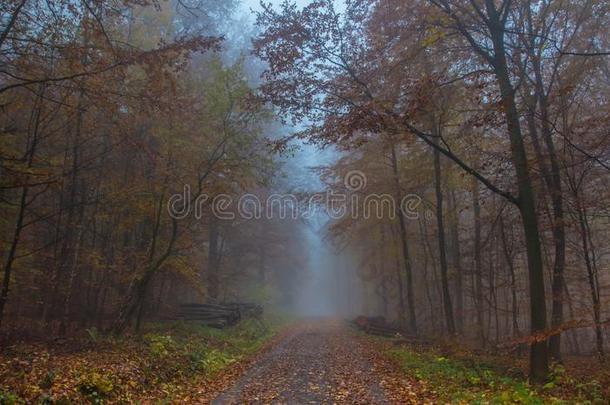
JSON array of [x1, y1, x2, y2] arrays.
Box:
[[212, 320, 431, 404]]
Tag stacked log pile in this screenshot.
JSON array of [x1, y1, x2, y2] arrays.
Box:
[[175, 302, 262, 328], [230, 302, 263, 318], [352, 316, 433, 346], [352, 316, 405, 337]]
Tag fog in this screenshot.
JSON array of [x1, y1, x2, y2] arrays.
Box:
[[221, 0, 363, 318], [291, 145, 363, 318], [2, 0, 608, 391]]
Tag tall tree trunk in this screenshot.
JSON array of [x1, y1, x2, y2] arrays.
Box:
[[0, 86, 44, 329], [418, 217, 438, 333], [389, 225, 407, 326], [524, 9, 567, 360], [112, 217, 178, 334], [57, 85, 87, 336], [390, 142, 417, 333], [0, 187, 29, 329], [500, 217, 520, 337], [472, 177, 485, 344], [58, 224, 84, 336], [575, 196, 605, 360], [258, 223, 267, 284], [490, 235, 500, 343], [135, 291, 147, 334], [378, 225, 388, 317], [524, 75, 566, 362], [432, 136, 455, 334], [487, 5, 549, 380], [207, 215, 220, 302], [563, 282, 580, 355], [448, 190, 464, 333]]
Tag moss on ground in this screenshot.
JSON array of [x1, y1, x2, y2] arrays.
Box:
[[387, 343, 606, 404]]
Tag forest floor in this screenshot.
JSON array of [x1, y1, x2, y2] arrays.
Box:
[[212, 320, 609, 404], [0, 317, 286, 404], [372, 334, 609, 404], [1, 318, 608, 404]]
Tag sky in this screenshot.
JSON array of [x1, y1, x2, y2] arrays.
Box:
[[240, 0, 314, 14], [239, 0, 346, 21]]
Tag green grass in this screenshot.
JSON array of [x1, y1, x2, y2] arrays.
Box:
[[389, 344, 606, 404], [389, 344, 608, 404], [390, 348, 545, 404], [140, 314, 286, 378], [127, 315, 288, 401]]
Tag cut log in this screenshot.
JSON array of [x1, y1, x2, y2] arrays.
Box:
[[351, 315, 408, 337], [170, 302, 263, 328]]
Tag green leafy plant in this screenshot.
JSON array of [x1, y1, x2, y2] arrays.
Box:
[[85, 327, 100, 345], [145, 334, 175, 358], [77, 372, 114, 403], [0, 390, 24, 405], [199, 349, 237, 375], [39, 370, 55, 390], [390, 346, 545, 404]]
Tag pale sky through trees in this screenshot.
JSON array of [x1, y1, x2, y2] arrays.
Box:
[[237, 0, 347, 317], [240, 0, 346, 20], [241, 0, 325, 13]]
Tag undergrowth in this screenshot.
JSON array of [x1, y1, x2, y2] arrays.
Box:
[[0, 314, 288, 404], [388, 344, 606, 404]]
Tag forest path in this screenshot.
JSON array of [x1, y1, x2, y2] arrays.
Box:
[[211, 320, 430, 404]]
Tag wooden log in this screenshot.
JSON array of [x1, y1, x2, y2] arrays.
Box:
[[352, 315, 406, 337], [171, 302, 263, 328]]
